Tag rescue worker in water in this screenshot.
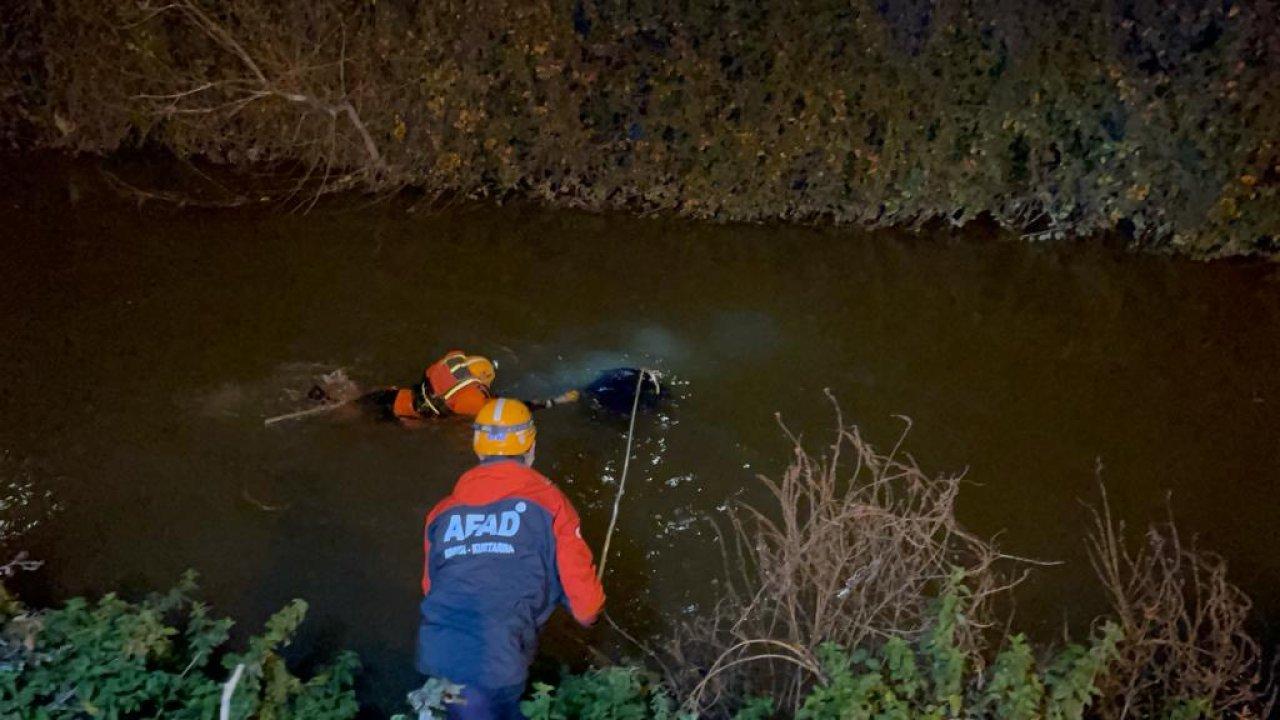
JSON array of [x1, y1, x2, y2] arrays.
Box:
[[356, 350, 577, 424], [417, 398, 606, 719]]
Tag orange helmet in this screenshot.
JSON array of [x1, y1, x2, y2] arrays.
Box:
[[473, 398, 535, 457], [465, 356, 496, 386]]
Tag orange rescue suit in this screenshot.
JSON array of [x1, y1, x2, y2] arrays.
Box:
[[392, 350, 491, 420]]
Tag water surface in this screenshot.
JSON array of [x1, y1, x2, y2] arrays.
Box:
[[2, 158, 1278, 713]]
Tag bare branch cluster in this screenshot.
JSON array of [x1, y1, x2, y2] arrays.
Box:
[[663, 399, 1024, 715], [123, 0, 397, 207], [1087, 478, 1277, 719]]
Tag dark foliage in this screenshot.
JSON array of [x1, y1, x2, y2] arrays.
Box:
[[1, 0, 1276, 255]]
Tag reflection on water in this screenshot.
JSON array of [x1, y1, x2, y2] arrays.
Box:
[[1, 158, 1278, 714], [0, 452, 62, 543]]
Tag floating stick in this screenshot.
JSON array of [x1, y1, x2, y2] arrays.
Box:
[[262, 400, 350, 426]]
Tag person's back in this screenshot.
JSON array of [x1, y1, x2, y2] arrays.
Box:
[[417, 399, 605, 718], [391, 350, 495, 422], [339, 350, 494, 424]]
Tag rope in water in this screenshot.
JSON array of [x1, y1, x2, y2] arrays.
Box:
[[596, 369, 652, 581]]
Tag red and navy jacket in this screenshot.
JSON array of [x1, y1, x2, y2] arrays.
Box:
[[416, 460, 606, 690]]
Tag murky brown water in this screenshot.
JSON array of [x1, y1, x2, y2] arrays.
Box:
[[2, 157, 1278, 714]]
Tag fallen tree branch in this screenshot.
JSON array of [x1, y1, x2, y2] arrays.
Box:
[[0, 551, 43, 578], [130, 0, 390, 189]]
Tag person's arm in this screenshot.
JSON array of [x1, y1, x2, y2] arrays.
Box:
[[548, 487, 605, 625], [525, 389, 582, 412]]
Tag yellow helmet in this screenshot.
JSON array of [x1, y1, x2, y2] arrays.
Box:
[[465, 356, 497, 387], [473, 398, 535, 457]]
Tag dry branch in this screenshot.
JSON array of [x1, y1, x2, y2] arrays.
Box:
[[1086, 474, 1276, 719], [125, 0, 393, 204], [664, 401, 1024, 715], [0, 552, 42, 578]]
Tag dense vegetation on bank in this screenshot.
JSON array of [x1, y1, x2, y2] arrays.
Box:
[[1, 414, 1273, 718], [0, 575, 360, 719], [1, 0, 1276, 256]]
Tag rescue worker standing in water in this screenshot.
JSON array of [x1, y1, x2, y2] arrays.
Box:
[[417, 398, 605, 719]]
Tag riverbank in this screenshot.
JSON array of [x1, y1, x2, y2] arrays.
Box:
[[2, 0, 1277, 257]]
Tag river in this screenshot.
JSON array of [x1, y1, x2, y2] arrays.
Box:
[[2, 156, 1278, 714]]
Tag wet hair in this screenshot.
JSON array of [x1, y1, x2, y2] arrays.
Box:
[[583, 368, 667, 414]]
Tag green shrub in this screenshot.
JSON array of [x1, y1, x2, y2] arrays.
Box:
[[0, 571, 358, 720], [522, 666, 691, 720], [519, 576, 1123, 719], [796, 577, 1121, 720], [3, 0, 1277, 256]]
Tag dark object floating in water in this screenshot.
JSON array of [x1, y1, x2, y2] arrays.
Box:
[[583, 368, 667, 414]]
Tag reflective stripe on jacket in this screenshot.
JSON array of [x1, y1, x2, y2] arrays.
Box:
[[420, 350, 490, 417], [418, 460, 605, 689], [391, 351, 490, 421]]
